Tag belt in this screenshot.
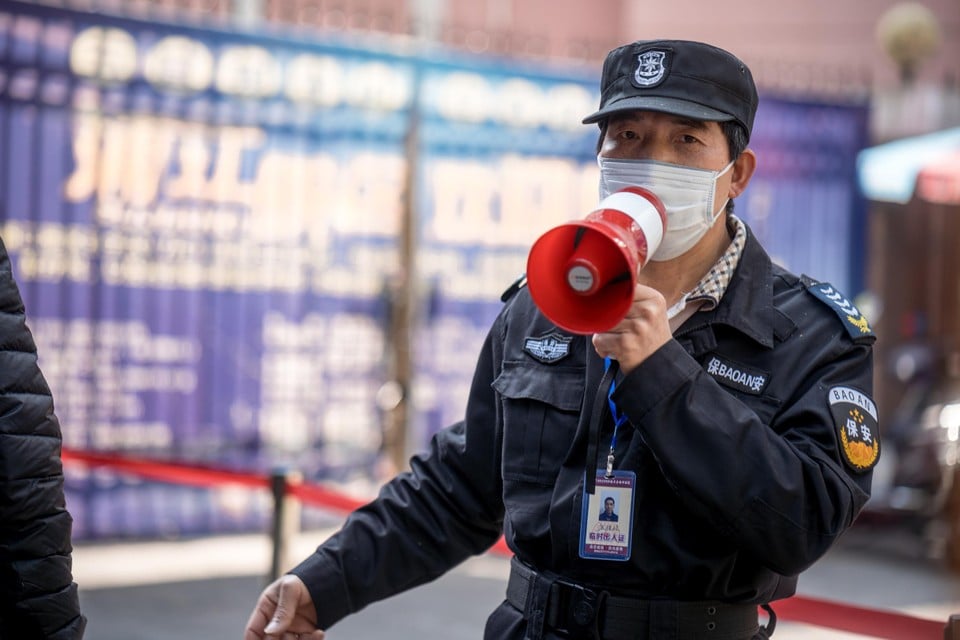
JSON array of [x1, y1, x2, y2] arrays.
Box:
[[506, 557, 762, 640]]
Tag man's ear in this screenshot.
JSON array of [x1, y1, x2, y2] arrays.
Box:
[[728, 148, 757, 199]]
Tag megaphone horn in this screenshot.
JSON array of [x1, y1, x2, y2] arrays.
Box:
[[526, 187, 666, 335]]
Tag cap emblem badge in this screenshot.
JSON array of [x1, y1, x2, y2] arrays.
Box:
[[634, 50, 667, 87]]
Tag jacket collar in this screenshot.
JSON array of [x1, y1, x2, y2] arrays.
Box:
[[687, 222, 775, 349]]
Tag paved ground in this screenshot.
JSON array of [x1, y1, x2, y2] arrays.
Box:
[[76, 524, 960, 640]]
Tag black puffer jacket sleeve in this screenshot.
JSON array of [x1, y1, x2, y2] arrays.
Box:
[[0, 238, 85, 639]]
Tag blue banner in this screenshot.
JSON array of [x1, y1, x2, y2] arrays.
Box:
[[0, 1, 868, 539]]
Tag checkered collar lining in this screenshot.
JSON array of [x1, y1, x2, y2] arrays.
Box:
[[685, 214, 747, 311]]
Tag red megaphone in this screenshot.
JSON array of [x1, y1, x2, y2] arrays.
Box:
[[526, 187, 666, 334]]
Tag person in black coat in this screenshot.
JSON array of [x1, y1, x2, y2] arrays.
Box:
[[0, 237, 86, 639]]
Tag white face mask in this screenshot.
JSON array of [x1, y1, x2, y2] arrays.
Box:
[[598, 157, 735, 261]]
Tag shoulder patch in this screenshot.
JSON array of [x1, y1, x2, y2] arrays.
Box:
[[523, 332, 572, 364], [828, 386, 880, 473], [805, 281, 875, 341]]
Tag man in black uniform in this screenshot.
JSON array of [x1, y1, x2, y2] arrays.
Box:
[[244, 39, 877, 640]]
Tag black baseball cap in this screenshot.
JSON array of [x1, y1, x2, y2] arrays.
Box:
[[582, 39, 759, 140]]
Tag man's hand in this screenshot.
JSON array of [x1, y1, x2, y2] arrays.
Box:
[[243, 574, 325, 640], [592, 283, 671, 375]]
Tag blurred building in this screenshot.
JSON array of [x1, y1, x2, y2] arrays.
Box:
[[125, 0, 960, 533], [84, 0, 960, 138], [7, 0, 959, 552]]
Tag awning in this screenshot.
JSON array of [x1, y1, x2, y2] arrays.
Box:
[[857, 127, 960, 205]]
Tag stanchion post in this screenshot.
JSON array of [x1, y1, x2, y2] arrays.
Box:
[[268, 467, 302, 583], [946, 614, 960, 640]]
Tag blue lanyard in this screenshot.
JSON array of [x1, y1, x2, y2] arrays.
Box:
[[604, 356, 628, 476]]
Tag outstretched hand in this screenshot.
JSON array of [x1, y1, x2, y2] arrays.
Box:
[[243, 574, 325, 640]]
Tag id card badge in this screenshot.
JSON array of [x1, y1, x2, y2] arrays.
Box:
[[579, 470, 636, 561]]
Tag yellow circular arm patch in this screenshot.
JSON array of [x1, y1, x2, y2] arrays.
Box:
[[829, 386, 880, 473]]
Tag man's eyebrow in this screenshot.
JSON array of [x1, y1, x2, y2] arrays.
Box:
[[670, 116, 711, 130], [609, 113, 712, 130]]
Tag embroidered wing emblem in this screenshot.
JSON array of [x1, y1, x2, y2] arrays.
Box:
[[523, 332, 573, 364]]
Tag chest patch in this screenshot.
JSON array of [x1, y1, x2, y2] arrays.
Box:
[[806, 282, 874, 340], [828, 386, 880, 473], [704, 354, 769, 395], [523, 332, 573, 364]]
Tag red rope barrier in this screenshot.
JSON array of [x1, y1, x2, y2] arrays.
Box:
[[772, 593, 946, 640], [61, 447, 270, 491], [60, 447, 951, 639]]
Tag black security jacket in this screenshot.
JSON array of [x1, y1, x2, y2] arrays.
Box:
[[0, 239, 85, 639], [292, 225, 875, 630]]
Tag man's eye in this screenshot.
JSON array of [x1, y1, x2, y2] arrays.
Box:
[[619, 130, 638, 140], [680, 134, 700, 144]]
